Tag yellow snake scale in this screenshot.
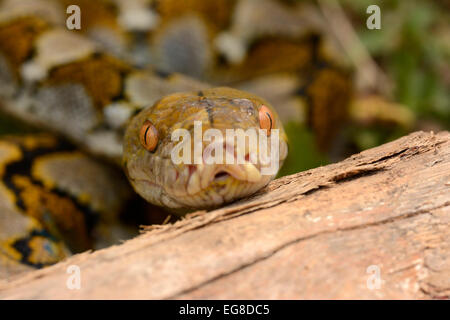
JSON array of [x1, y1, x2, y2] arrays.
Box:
[[0, 0, 352, 277]]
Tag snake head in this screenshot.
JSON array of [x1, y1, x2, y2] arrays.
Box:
[[123, 87, 288, 213]]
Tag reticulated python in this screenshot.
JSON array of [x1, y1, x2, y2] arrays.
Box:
[[0, 0, 351, 277]]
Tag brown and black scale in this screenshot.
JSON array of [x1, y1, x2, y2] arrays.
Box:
[[0, 136, 99, 267]]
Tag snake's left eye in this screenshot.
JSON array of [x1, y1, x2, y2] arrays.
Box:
[[259, 105, 274, 135], [140, 120, 158, 152]]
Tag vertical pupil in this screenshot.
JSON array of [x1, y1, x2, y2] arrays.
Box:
[[144, 125, 150, 145], [266, 112, 272, 129]]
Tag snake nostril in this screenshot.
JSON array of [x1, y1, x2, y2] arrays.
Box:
[[214, 171, 229, 180], [188, 165, 196, 176]]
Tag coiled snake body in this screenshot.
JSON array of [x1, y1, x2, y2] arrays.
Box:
[[0, 0, 351, 276]]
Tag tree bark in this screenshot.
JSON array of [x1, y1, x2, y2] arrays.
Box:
[[0, 131, 449, 299]]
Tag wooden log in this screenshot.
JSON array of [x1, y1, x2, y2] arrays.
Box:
[[0, 131, 449, 299]]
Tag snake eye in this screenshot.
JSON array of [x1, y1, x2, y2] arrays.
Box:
[[140, 120, 158, 152], [259, 105, 274, 135]]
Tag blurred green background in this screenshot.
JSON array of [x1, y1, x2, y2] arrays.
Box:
[[279, 0, 449, 177]]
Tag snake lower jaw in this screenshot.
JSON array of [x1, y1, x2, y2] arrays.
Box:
[[181, 162, 262, 196], [160, 162, 277, 210], [169, 176, 273, 211]]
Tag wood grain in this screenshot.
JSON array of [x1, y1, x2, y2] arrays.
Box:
[[0, 131, 448, 299]]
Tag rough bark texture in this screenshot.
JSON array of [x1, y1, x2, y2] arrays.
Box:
[[0, 131, 449, 299]]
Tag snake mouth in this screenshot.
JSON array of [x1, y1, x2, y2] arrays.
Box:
[[182, 162, 263, 196], [166, 161, 273, 209]]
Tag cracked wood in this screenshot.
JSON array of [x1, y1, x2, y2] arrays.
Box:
[[0, 131, 448, 299]]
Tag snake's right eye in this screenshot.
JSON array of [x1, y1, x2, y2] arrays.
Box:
[[140, 120, 158, 152], [259, 105, 274, 136]]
